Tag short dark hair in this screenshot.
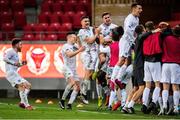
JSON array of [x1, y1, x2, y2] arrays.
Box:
[[80, 16, 89, 21], [112, 26, 124, 41], [66, 31, 76, 36], [131, 3, 141, 9], [12, 38, 21, 46], [145, 21, 155, 31], [135, 25, 144, 35], [102, 12, 111, 18], [172, 24, 180, 37]]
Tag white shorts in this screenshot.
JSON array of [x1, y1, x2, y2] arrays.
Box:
[[63, 66, 80, 81], [6, 71, 29, 87], [161, 63, 180, 84], [119, 38, 132, 58], [144, 61, 161, 82], [81, 51, 98, 70]]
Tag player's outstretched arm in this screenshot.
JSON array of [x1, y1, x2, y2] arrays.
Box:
[[65, 46, 85, 58]]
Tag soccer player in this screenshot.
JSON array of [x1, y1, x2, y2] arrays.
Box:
[[3, 38, 33, 110], [141, 21, 162, 114], [59, 32, 85, 109], [106, 26, 124, 110], [95, 12, 118, 107], [77, 16, 99, 104], [111, 3, 142, 90], [98, 12, 118, 43], [160, 24, 180, 115], [122, 25, 161, 114]]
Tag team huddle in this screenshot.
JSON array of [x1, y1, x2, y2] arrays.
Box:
[[3, 3, 180, 116]]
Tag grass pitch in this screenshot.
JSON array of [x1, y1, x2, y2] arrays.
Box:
[[0, 98, 179, 119]]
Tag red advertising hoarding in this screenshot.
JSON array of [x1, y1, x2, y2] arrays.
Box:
[[0, 44, 85, 78]]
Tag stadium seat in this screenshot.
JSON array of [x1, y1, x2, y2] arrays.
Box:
[[62, 23, 72, 31], [74, 3, 86, 12], [38, 12, 51, 23], [1, 11, 12, 24], [41, 0, 53, 12], [14, 11, 27, 30], [54, 0, 65, 4], [63, 2, 76, 12], [1, 23, 15, 40], [11, 0, 24, 12], [23, 23, 37, 34], [57, 23, 72, 40], [35, 33, 46, 40], [22, 33, 35, 41], [52, 2, 63, 12], [60, 14, 72, 24], [0, 0, 9, 12], [45, 34, 58, 41], [72, 11, 87, 29], [34, 23, 49, 33], [50, 12, 62, 23]]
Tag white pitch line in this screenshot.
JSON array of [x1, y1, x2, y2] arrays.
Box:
[[78, 110, 110, 114]]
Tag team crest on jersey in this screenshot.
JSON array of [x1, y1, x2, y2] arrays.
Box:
[[54, 46, 64, 73], [26, 46, 50, 75]]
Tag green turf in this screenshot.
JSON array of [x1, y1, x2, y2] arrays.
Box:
[[0, 98, 179, 119]]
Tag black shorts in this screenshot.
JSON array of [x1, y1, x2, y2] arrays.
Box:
[[132, 67, 145, 87]]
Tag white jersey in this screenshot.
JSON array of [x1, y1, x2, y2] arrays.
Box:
[[61, 43, 77, 71], [98, 23, 118, 37], [122, 14, 139, 43], [77, 27, 98, 52], [3, 48, 19, 72]]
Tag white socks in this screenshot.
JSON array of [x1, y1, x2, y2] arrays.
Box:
[[173, 91, 180, 110], [62, 84, 72, 100], [19, 89, 30, 107], [108, 90, 116, 107], [142, 87, 150, 106], [128, 100, 135, 108], [158, 97, 163, 112], [162, 90, 169, 108], [81, 79, 90, 95], [152, 87, 160, 103], [68, 90, 78, 104], [120, 89, 127, 107]]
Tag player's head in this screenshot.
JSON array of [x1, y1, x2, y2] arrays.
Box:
[[131, 3, 142, 17], [81, 16, 90, 28], [102, 12, 112, 25], [135, 24, 145, 35], [12, 38, 22, 52], [111, 26, 124, 41], [66, 31, 77, 44], [172, 24, 180, 37], [158, 21, 170, 30], [145, 21, 155, 31]]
